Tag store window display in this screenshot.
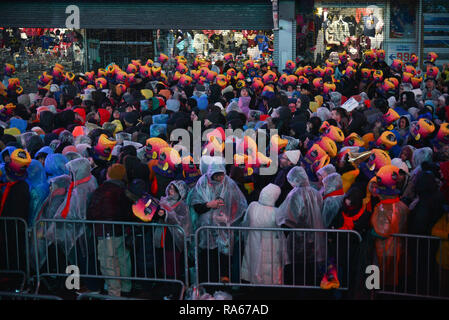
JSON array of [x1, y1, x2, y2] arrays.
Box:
[[154, 29, 272, 62], [313, 5, 385, 63]]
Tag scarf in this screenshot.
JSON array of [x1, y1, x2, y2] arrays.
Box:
[[159, 200, 181, 248], [60, 175, 92, 219], [340, 204, 366, 230], [323, 188, 344, 200], [0, 181, 19, 216]]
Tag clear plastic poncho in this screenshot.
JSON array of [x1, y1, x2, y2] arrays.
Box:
[[240, 183, 288, 284], [46, 158, 98, 254], [59, 130, 75, 146], [35, 174, 71, 268], [189, 161, 248, 255], [19, 132, 37, 149], [276, 166, 325, 263], [155, 180, 192, 251], [26, 160, 50, 226], [321, 173, 344, 228], [411, 147, 433, 176]]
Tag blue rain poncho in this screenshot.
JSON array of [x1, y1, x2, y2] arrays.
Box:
[[35, 146, 54, 159], [26, 160, 50, 225], [10, 118, 28, 134], [321, 173, 344, 228], [35, 174, 72, 268], [188, 160, 248, 255], [45, 153, 69, 180], [276, 166, 325, 263]]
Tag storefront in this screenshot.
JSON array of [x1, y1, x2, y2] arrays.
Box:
[[0, 1, 274, 73], [295, 0, 423, 67]]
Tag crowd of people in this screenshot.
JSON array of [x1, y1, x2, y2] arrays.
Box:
[[0, 48, 449, 298]]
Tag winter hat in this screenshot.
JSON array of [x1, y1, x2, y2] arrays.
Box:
[[41, 97, 58, 107], [214, 102, 224, 110], [166, 98, 180, 112], [97, 108, 111, 126], [159, 89, 171, 101], [50, 84, 60, 93], [72, 126, 87, 137], [124, 111, 139, 125], [123, 92, 135, 105], [17, 94, 30, 109], [329, 91, 342, 107], [285, 150, 301, 165], [391, 158, 409, 174], [222, 85, 234, 95], [62, 145, 77, 155], [388, 96, 396, 108], [107, 163, 127, 181], [73, 108, 86, 124]]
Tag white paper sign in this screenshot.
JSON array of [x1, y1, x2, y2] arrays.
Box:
[[340, 97, 359, 113]]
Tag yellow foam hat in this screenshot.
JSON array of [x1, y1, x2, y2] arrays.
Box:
[[4, 127, 21, 136], [141, 89, 153, 99], [111, 120, 124, 134], [309, 101, 319, 113]]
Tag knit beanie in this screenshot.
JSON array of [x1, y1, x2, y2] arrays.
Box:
[[107, 163, 127, 181], [285, 150, 301, 165]]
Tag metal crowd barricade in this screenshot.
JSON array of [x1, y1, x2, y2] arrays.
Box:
[[32, 219, 189, 300], [0, 217, 31, 292], [375, 233, 449, 300], [76, 293, 142, 300], [0, 291, 63, 300], [194, 226, 362, 292]]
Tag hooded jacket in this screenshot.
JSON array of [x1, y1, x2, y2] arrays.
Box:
[[87, 179, 132, 236]]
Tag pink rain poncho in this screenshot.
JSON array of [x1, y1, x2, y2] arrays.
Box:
[[189, 160, 247, 255], [276, 166, 326, 264]]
